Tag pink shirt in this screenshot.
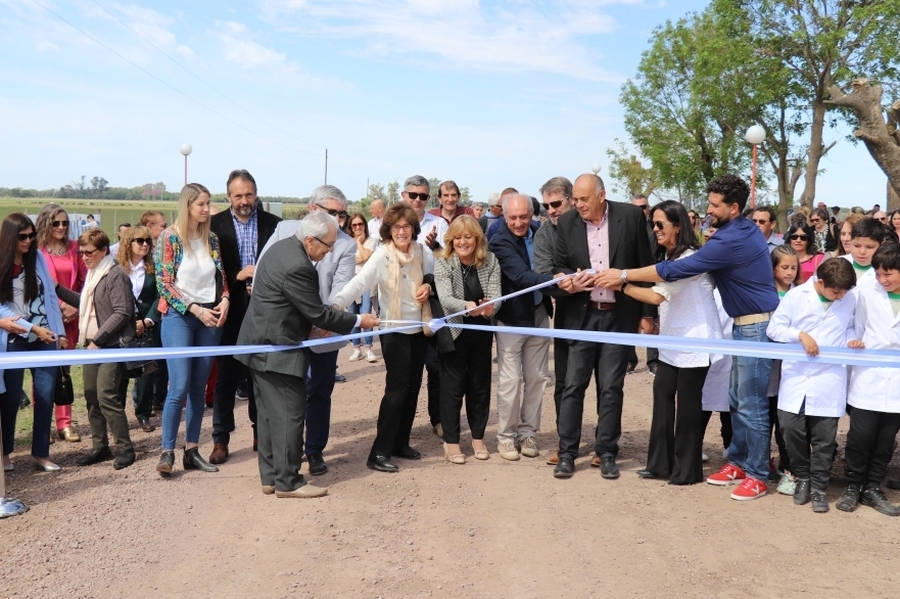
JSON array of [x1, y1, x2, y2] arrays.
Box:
[[585, 204, 614, 303]]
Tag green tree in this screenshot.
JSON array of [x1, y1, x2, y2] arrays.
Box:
[[605, 139, 660, 198], [386, 181, 400, 205]]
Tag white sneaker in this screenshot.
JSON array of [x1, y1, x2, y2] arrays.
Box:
[[348, 348, 362, 362], [497, 441, 520, 461], [365, 349, 377, 363], [519, 436, 539, 458]]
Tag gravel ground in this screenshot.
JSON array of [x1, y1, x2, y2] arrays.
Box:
[[2, 346, 900, 599]]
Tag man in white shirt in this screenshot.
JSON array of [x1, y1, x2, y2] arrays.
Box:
[[368, 198, 385, 240]]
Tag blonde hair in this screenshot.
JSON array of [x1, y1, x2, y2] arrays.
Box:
[[440, 215, 488, 267], [173, 183, 211, 254], [117, 225, 155, 275]]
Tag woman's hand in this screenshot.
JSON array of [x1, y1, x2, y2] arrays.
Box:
[[32, 326, 58, 344], [213, 297, 229, 327], [57, 336, 68, 349], [415, 284, 431, 304], [86, 341, 100, 350], [476, 299, 494, 318], [60, 302, 78, 323], [0, 316, 27, 335], [192, 304, 219, 328], [135, 319, 146, 337]]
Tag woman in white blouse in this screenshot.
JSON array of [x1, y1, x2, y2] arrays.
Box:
[[331, 203, 432, 473], [614, 200, 722, 485]]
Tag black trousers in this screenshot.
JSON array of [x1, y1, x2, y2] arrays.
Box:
[[702, 410, 733, 450], [778, 405, 838, 491], [212, 354, 256, 446], [553, 335, 601, 427], [768, 395, 790, 472], [371, 332, 427, 459], [646, 362, 709, 484], [250, 368, 307, 492], [844, 406, 900, 487], [628, 346, 659, 367], [439, 329, 492, 444], [425, 344, 441, 427], [558, 309, 628, 460]]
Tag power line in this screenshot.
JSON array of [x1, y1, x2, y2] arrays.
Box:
[[89, 0, 323, 151], [29, 0, 321, 159]]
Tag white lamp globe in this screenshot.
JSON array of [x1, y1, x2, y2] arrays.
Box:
[[591, 163, 602, 174], [179, 143, 193, 156], [744, 126, 766, 145]]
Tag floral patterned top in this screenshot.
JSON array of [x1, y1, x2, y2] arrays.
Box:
[[154, 227, 229, 315]]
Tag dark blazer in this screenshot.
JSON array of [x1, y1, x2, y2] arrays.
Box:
[[552, 201, 656, 334], [133, 267, 160, 325], [56, 265, 136, 348], [488, 220, 554, 327], [211, 207, 282, 345], [235, 237, 357, 378]]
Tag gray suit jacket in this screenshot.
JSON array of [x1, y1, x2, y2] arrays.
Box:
[[235, 237, 357, 378]]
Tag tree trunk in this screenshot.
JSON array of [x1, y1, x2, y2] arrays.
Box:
[[798, 98, 828, 210], [826, 80, 900, 207]]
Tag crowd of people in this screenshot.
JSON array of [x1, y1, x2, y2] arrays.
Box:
[[2, 170, 900, 517]]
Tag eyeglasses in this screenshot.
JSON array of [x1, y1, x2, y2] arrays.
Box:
[[789, 234, 808, 241], [752, 219, 770, 224], [313, 236, 335, 249], [132, 238, 151, 246], [391, 224, 413, 232], [78, 248, 101, 256], [51, 220, 70, 228], [17, 232, 36, 241], [350, 222, 366, 228], [542, 200, 564, 210], [810, 218, 821, 223], [651, 221, 669, 230], [405, 192, 429, 202], [314, 204, 348, 219], [690, 215, 700, 221]]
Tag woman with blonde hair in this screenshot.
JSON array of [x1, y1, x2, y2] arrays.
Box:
[[116, 225, 159, 432], [433, 215, 501, 463], [35, 202, 85, 442], [154, 183, 229, 476]]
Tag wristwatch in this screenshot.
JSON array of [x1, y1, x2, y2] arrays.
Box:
[[619, 270, 628, 283]]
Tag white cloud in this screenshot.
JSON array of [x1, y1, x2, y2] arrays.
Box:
[[217, 21, 296, 72]]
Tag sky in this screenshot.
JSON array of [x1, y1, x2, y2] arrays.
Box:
[[0, 0, 890, 208]]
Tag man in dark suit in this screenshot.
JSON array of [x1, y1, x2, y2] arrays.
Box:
[[552, 173, 656, 479], [237, 211, 378, 497], [208, 169, 281, 464]]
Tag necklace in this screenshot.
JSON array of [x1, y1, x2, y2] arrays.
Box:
[[49, 244, 67, 256], [461, 262, 474, 279]]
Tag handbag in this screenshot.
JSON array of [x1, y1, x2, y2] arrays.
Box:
[[54, 366, 74, 406], [122, 328, 159, 378]]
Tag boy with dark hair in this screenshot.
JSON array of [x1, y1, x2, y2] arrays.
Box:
[[839, 243, 900, 516], [767, 258, 857, 513], [841, 218, 887, 287]]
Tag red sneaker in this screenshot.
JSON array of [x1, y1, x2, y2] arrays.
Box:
[[731, 477, 768, 501], [707, 463, 746, 486]]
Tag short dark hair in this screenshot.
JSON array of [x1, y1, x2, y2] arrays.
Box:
[[438, 180, 460, 197], [379, 203, 421, 244], [816, 257, 856, 290], [872, 242, 900, 272], [850, 217, 887, 243], [706, 174, 750, 213], [752, 206, 777, 224], [226, 169, 257, 195]]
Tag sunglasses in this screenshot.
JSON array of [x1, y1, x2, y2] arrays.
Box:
[[132, 238, 151, 245], [542, 200, 564, 210], [635, 204, 649, 210], [51, 220, 70, 228], [406, 192, 429, 201], [78, 248, 101, 256], [18, 231, 36, 241], [810, 218, 821, 223], [752, 219, 770, 224], [350, 222, 366, 228], [651, 221, 670, 230], [314, 204, 348, 219], [789, 234, 808, 241]]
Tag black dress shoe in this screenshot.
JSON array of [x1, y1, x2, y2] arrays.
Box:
[[392, 446, 422, 460], [367, 455, 399, 473], [600, 456, 620, 479], [183, 447, 219, 472], [156, 451, 175, 476], [308, 453, 328, 476], [114, 450, 136, 470], [553, 457, 575, 479], [76, 447, 113, 466], [860, 486, 900, 516], [137, 417, 155, 433], [334, 372, 347, 383], [636, 469, 666, 480], [793, 478, 811, 505]]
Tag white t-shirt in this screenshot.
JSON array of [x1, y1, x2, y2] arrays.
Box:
[[174, 238, 216, 304]]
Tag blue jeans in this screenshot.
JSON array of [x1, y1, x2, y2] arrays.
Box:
[[727, 321, 773, 482], [160, 309, 222, 450], [0, 339, 56, 458], [348, 295, 373, 347]]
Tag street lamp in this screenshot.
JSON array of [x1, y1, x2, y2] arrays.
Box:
[[180, 143, 193, 186], [744, 126, 766, 210], [591, 163, 602, 175]]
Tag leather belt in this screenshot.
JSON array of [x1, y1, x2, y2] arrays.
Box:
[[733, 311, 773, 325], [589, 301, 616, 311]]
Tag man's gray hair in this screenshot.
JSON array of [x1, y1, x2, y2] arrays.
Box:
[[296, 210, 337, 241], [404, 175, 429, 191], [501, 193, 533, 215], [539, 176, 572, 199], [309, 184, 347, 208]]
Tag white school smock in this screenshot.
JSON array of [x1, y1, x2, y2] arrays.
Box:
[[847, 282, 900, 413], [766, 277, 855, 417]]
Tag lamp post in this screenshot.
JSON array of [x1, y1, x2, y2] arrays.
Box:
[[591, 163, 602, 175], [179, 143, 193, 186], [744, 126, 766, 210]]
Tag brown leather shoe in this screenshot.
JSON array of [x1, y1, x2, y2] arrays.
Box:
[[590, 454, 602, 468], [208, 443, 229, 465], [546, 450, 559, 465]]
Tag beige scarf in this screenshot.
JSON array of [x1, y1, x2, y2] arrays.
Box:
[[78, 255, 116, 345], [383, 241, 432, 331]]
